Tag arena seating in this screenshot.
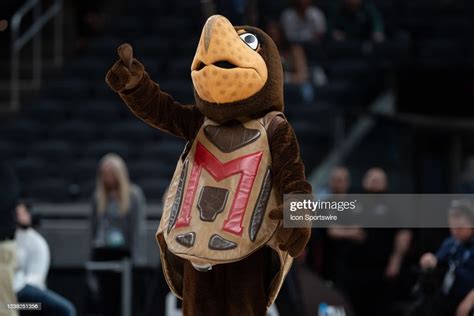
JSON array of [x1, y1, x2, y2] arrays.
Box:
[[1, 0, 473, 203]]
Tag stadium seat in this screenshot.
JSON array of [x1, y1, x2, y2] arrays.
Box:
[[152, 17, 194, 36], [0, 119, 44, 144], [66, 158, 99, 183], [42, 79, 91, 99], [31, 140, 76, 162], [139, 140, 185, 163], [50, 120, 98, 143], [284, 84, 305, 105], [72, 100, 122, 122], [433, 18, 472, 38], [324, 41, 366, 60], [137, 178, 170, 201], [22, 99, 69, 123], [418, 37, 465, 67], [88, 37, 124, 59], [109, 16, 146, 37], [258, 0, 289, 20], [104, 121, 156, 144], [418, 38, 464, 59], [128, 159, 174, 182], [325, 60, 375, 81], [83, 140, 133, 161], [64, 58, 108, 79], [0, 141, 24, 161], [13, 157, 46, 182], [76, 180, 96, 201], [302, 43, 327, 65], [29, 178, 71, 202], [169, 0, 201, 13], [135, 36, 172, 58]]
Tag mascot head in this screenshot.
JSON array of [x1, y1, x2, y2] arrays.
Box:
[[191, 15, 284, 123]]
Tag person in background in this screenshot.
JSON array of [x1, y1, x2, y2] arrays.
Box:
[[418, 199, 474, 316], [328, 167, 412, 315], [266, 20, 314, 103], [330, 0, 385, 43], [312, 166, 351, 279], [318, 166, 351, 199], [90, 153, 146, 316], [75, 0, 107, 51], [0, 163, 19, 316], [280, 0, 327, 44], [13, 201, 76, 316]]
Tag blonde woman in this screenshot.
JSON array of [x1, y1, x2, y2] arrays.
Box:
[[90, 153, 146, 316]]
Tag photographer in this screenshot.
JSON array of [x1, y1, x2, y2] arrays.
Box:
[[415, 200, 474, 316]]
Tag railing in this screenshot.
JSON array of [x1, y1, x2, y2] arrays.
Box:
[[9, 0, 63, 111], [85, 259, 132, 316]]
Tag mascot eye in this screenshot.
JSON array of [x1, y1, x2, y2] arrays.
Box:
[[239, 33, 259, 50]]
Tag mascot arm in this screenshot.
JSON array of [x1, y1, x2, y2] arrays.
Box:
[[267, 116, 312, 257], [119, 73, 204, 140], [106, 43, 204, 140]]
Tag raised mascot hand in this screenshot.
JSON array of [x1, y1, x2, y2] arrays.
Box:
[[106, 43, 145, 92]]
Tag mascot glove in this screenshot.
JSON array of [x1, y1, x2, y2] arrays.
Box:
[[269, 207, 311, 258], [106, 43, 145, 93]]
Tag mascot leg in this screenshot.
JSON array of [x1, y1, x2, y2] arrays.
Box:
[[182, 249, 270, 316]]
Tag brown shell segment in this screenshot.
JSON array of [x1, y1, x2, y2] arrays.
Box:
[[204, 120, 261, 153], [249, 168, 272, 241], [197, 186, 229, 222], [175, 232, 196, 248], [208, 234, 237, 250]]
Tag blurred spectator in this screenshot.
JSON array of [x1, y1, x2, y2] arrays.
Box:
[[0, 20, 8, 60], [13, 201, 76, 316], [329, 0, 385, 43], [75, 0, 107, 51], [313, 166, 351, 279], [280, 0, 327, 44], [266, 20, 315, 103], [327, 168, 412, 316], [90, 153, 146, 316], [318, 166, 351, 198], [416, 199, 474, 316], [362, 167, 388, 193], [0, 163, 19, 316], [329, 166, 351, 194]]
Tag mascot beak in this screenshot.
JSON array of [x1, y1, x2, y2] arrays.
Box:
[[191, 15, 268, 104]]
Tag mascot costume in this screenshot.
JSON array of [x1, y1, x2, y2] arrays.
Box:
[[106, 15, 312, 316]]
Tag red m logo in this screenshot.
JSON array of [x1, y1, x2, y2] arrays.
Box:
[[175, 142, 263, 236]]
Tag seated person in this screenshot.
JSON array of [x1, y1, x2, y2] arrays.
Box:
[[0, 163, 19, 316], [329, 0, 385, 42], [281, 0, 327, 44], [266, 20, 315, 103], [419, 199, 474, 316], [13, 200, 76, 316]]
